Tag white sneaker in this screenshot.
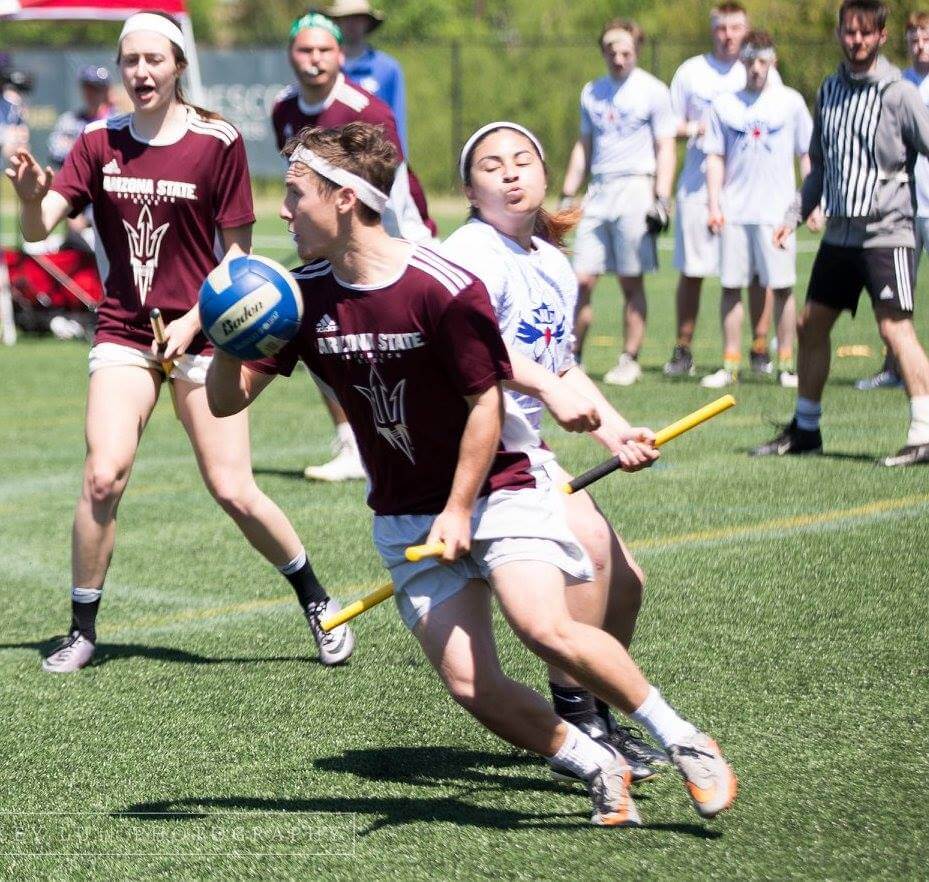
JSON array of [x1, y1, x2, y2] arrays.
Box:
[[700, 368, 736, 388], [603, 353, 642, 386], [779, 370, 798, 388], [304, 441, 366, 482], [304, 598, 356, 666]]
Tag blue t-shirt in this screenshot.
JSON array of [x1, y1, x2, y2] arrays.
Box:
[[342, 46, 407, 151]]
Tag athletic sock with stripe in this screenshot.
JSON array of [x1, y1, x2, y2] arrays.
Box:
[[278, 549, 328, 608], [70, 587, 102, 643]]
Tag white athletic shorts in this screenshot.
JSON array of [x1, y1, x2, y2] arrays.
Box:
[[573, 175, 657, 276], [673, 198, 720, 277], [720, 222, 796, 289], [374, 462, 594, 631], [916, 216, 929, 260], [88, 341, 211, 384]]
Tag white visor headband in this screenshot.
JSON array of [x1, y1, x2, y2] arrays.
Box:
[[740, 46, 777, 62], [459, 121, 545, 181], [119, 13, 186, 54], [289, 145, 389, 214]]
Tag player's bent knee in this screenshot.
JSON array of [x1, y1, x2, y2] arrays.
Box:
[[514, 618, 576, 666], [207, 477, 259, 518], [85, 462, 129, 505]]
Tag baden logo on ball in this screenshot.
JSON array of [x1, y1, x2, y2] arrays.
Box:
[[199, 251, 304, 361]]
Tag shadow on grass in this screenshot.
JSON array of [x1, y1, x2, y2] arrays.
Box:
[[0, 637, 314, 667], [736, 447, 877, 462], [251, 467, 307, 480], [118, 746, 719, 838]]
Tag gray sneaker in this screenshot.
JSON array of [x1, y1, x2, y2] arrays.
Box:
[[42, 631, 95, 673], [668, 732, 738, 819], [305, 598, 355, 666], [587, 752, 642, 827]]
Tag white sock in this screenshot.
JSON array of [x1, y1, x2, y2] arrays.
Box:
[[550, 721, 616, 781], [629, 687, 698, 749], [795, 397, 822, 432], [71, 587, 102, 603], [277, 548, 307, 575], [907, 395, 929, 445], [336, 422, 356, 448]]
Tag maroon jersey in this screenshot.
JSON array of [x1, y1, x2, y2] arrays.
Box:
[[52, 110, 255, 353], [271, 75, 436, 235], [250, 245, 533, 515]]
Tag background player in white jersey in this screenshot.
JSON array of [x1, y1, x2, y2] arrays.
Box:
[[208, 122, 738, 826], [559, 20, 676, 386], [857, 10, 929, 391], [702, 31, 813, 389], [665, 2, 781, 379], [444, 121, 669, 779]]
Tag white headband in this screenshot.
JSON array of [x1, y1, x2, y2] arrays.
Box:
[[740, 46, 776, 62], [459, 121, 545, 180], [289, 145, 389, 214], [119, 13, 186, 54]]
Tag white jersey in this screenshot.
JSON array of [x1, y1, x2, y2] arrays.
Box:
[[904, 67, 929, 218], [580, 68, 677, 178], [671, 53, 782, 200], [441, 218, 577, 434], [703, 85, 813, 225]]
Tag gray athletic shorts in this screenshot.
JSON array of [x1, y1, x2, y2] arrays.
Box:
[[674, 197, 720, 277], [720, 223, 796, 289], [373, 462, 593, 631], [572, 175, 657, 276]]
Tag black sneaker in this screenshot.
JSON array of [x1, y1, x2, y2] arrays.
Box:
[[750, 419, 822, 457], [881, 443, 929, 467], [606, 725, 670, 769], [663, 344, 695, 377], [750, 351, 774, 376]]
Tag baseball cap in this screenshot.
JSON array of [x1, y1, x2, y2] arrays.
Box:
[[79, 65, 111, 86]]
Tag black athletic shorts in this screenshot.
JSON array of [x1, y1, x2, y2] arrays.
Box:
[[807, 243, 915, 316]]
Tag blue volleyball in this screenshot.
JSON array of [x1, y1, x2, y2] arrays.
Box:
[[199, 253, 303, 360]]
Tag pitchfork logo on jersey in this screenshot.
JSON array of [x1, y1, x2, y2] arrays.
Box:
[[354, 364, 415, 464], [515, 303, 565, 369], [123, 205, 169, 304]]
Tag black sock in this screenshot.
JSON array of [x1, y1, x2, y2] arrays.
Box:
[[594, 697, 618, 734], [550, 682, 598, 727], [70, 589, 101, 643], [281, 555, 328, 608]]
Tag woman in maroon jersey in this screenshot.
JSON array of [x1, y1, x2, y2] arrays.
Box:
[[5, 11, 354, 672]]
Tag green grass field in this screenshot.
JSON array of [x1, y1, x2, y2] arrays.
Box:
[[1, 209, 928, 881]]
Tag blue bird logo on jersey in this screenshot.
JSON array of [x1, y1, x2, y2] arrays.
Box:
[[516, 303, 565, 368]]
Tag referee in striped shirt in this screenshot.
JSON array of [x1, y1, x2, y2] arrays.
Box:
[[753, 0, 929, 466]]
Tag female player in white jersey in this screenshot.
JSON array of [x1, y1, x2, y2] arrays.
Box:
[[442, 122, 671, 781], [5, 12, 354, 672]]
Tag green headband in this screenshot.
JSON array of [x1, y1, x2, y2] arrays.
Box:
[[289, 12, 343, 43]]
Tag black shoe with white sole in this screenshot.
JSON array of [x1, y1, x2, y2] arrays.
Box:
[[750, 419, 822, 457], [881, 443, 929, 467]]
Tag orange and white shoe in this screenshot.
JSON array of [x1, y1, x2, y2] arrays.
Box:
[[668, 733, 738, 819], [587, 753, 642, 827]]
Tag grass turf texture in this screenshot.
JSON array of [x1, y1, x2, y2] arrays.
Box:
[[1, 211, 927, 881]]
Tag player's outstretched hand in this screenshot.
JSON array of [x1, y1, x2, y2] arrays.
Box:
[[426, 506, 472, 563], [612, 427, 660, 472], [4, 149, 54, 204], [542, 381, 601, 433]]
